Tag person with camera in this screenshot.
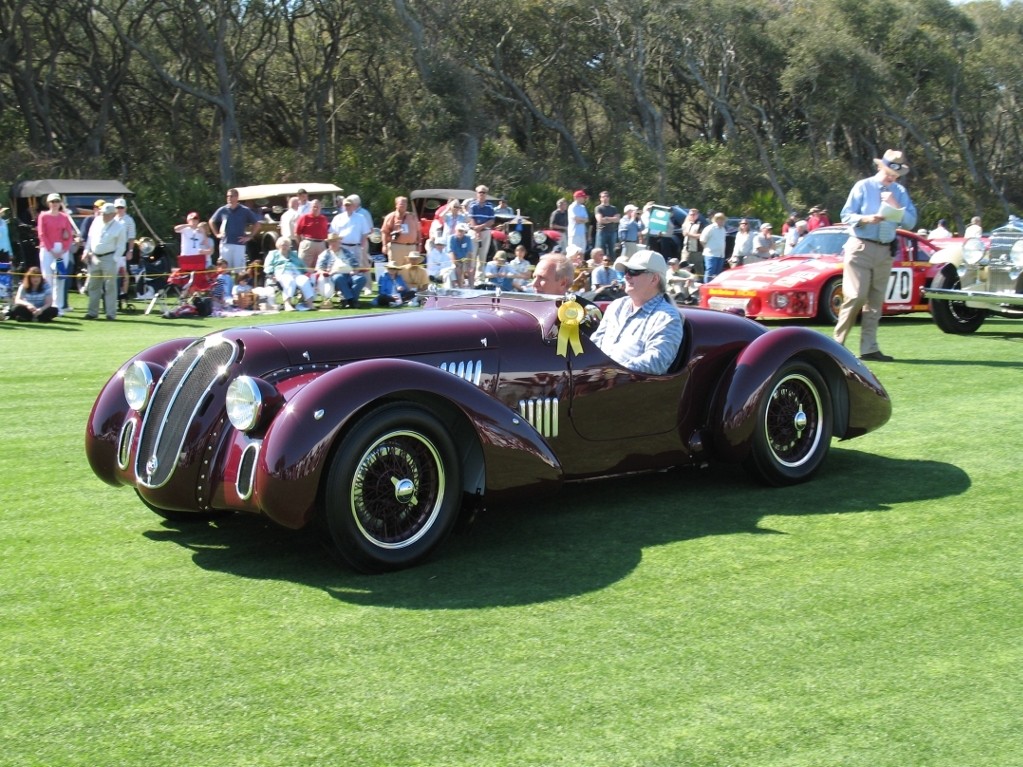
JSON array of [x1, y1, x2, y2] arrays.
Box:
[[380, 196, 420, 267]]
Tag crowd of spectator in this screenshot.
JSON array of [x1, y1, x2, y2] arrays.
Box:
[[3, 178, 987, 324]]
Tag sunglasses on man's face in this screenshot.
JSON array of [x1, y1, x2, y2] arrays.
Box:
[[625, 268, 648, 277]]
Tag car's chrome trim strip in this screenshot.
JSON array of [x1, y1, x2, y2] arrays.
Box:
[[923, 287, 1023, 307], [236, 442, 260, 501]]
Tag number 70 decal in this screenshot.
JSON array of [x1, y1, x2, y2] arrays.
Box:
[[885, 267, 913, 303]]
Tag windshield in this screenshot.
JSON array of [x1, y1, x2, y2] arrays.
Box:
[[790, 231, 848, 256]]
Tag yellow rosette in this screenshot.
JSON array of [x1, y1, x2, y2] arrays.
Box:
[[556, 300, 585, 357]]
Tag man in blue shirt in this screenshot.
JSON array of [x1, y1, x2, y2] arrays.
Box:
[[590, 249, 683, 375], [467, 185, 495, 279], [446, 223, 474, 287], [374, 261, 416, 307], [208, 188, 262, 272], [834, 149, 917, 362]]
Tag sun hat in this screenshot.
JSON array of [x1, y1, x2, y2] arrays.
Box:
[[46, 193, 61, 203], [874, 149, 910, 177]]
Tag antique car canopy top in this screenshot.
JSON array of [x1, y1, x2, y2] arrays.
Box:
[[11, 179, 134, 199], [233, 183, 343, 201]]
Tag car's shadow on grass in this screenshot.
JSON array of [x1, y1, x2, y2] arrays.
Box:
[[144, 449, 971, 608]]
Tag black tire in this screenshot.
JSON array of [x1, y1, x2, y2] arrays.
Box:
[[322, 404, 462, 572], [136, 490, 232, 522], [930, 268, 986, 334], [744, 361, 833, 486], [818, 276, 843, 324]]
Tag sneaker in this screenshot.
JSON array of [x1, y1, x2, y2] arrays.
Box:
[[859, 350, 894, 362], [296, 304, 309, 312], [284, 301, 295, 312]]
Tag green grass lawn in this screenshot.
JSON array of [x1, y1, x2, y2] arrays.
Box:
[[1, 297, 1021, 767]]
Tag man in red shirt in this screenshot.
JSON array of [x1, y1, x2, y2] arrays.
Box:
[[295, 199, 330, 268]]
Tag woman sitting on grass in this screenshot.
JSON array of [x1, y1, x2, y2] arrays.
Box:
[[10, 267, 59, 322]]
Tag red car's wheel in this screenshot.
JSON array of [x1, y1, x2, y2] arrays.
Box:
[[819, 276, 843, 324], [322, 404, 462, 572], [745, 361, 833, 486]]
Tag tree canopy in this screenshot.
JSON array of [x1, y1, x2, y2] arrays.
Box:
[[2, 0, 1020, 233]]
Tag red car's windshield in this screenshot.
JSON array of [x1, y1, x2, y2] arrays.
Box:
[[790, 231, 848, 256]]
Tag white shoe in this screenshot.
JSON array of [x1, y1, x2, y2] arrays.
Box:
[[284, 300, 295, 311]]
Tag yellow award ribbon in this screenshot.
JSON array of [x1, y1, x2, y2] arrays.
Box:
[[556, 300, 585, 357]]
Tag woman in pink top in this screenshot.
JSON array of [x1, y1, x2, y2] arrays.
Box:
[[36, 193, 77, 313]]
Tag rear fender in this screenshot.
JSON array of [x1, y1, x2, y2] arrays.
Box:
[[709, 327, 887, 462], [255, 358, 562, 528]]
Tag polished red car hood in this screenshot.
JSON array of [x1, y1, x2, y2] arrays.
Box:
[[707, 255, 843, 291]]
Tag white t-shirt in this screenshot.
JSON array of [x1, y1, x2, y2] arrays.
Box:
[[280, 209, 300, 239], [568, 201, 589, 249], [178, 225, 206, 257]]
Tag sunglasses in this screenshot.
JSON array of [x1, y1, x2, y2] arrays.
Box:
[[884, 160, 905, 171], [625, 268, 648, 277]]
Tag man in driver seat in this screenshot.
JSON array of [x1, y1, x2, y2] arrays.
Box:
[[589, 249, 683, 375]]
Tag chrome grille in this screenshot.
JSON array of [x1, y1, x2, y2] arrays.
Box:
[[136, 338, 237, 487], [518, 397, 559, 438]]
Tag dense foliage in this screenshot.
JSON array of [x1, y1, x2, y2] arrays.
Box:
[[2, 0, 1021, 234]]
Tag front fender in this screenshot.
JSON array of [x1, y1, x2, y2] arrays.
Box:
[[255, 358, 563, 529], [85, 337, 198, 487], [710, 327, 890, 462]]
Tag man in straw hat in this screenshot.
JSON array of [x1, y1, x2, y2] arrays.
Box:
[[373, 260, 417, 307], [589, 249, 683, 375], [834, 148, 917, 362]]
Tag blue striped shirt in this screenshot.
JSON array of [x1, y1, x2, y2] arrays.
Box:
[[590, 293, 684, 375]]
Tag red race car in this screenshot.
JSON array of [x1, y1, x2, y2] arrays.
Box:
[[701, 226, 947, 323]]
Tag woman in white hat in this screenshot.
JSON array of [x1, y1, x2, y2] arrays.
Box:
[[36, 193, 77, 314]]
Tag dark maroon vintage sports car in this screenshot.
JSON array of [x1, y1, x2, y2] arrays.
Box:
[[86, 290, 892, 572]]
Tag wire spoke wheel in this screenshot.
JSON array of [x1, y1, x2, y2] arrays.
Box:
[[745, 362, 833, 486], [350, 430, 444, 549], [323, 404, 461, 572], [764, 373, 823, 467]]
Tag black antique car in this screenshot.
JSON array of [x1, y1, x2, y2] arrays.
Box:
[[86, 291, 891, 572], [8, 179, 134, 270]]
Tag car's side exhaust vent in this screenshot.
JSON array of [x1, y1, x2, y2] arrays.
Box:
[[518, 397, 559, 438], [440, 359, 483, 386]]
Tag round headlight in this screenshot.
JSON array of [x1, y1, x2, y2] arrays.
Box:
[[963, 238, 985, 266], [123, 361, 155, 412], [226, 377, 262, 432], [533, 231, 548, 245], [508, 231, 522, 245], [1010, 239, 1023, 268]]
